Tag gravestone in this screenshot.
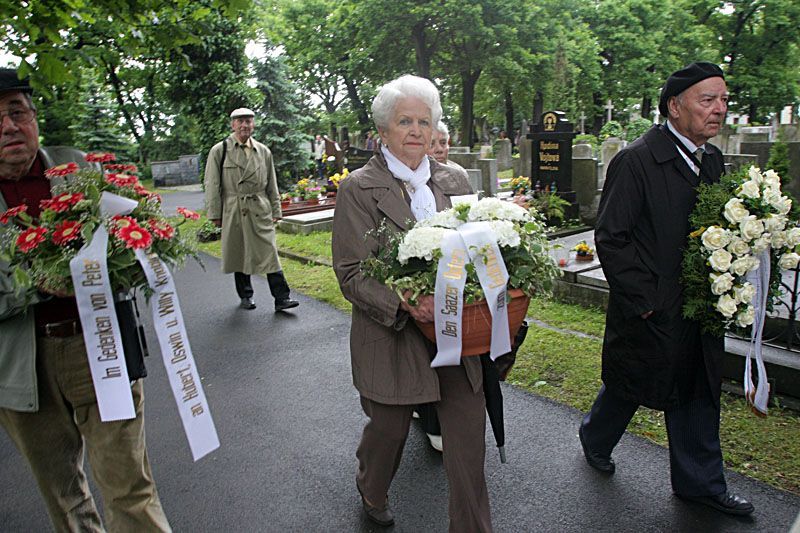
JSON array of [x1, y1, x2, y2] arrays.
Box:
[[343, 146, 373, 172], [572, 143, 593, 159], [151, 154, 200, 186], [512, 157, 523, 178], [572, 150, 599, 225], [528, 111, 577, 198], [449, 146, 470, 154], [600, 137, 625, 182], [518, 137, 533, 180], [466, 169, 482, 194], [494, 138, 512, 171], [724, 154, 759, 172], [479, 145, 493, 159], [477, 158, 498, 196], [448, 151, 481, 170]]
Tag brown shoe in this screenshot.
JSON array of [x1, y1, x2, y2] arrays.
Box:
[[356, 481, 394, 526]]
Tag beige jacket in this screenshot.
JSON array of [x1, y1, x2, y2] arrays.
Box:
[[204, 135, 282, 274], [332, 153, 482, 405]]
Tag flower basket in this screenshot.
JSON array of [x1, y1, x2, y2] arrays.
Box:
[[281, 200, 291, 209], [415, 289, 531, 356], [306, 198, 319, 206], [575, 253, 594, 262]]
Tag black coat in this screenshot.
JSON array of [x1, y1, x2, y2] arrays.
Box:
[[596, 125, 725, 410]]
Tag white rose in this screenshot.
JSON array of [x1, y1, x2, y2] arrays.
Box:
[[752, 236, 771, 253], [747, 166, 763, 183], [786, 227, 800, 247], [733, 283, 756, 304], [735, 305, 755, 328], [726, 236, 751, 257], [723, 198, 750, 224], [709, 249, 733, 272], [762, 187, 781, 205], [772, 195, 792, 216], [771, 231, 787, 249], [710, 272, 735, 295], [730, 256, 753, 276], [746, 255, 761, 272], [763, 214, 787, 233], [763, 169, 781, 188], [739, 180, 760, 199], [779, 252, 800, 270], [739, 216, 764, 241], [716, 294, 738, 318], [701, 226, 731, 251]]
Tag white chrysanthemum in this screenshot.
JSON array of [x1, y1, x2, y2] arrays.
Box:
[[779, 252, 800, 270], [716, 294, 738, 318], [739, 180, 760, 199], [786, 227, 800, 247], [415, 209, 462, 229], [709, 272, 735, 295], [735, 305, 755, 328], [723, 198, 750, 224], [489, 220, 521, 248], [747, 166, 763, 183], [727, 236, 751, 257], [733, 283, 756, 305], [763, 169, 781, 189], [730, 256, 754, 276], [467, 197, 530, 222], [397, 226, 451, 264], [701, 226, 731, 251], [739, 216, 764, 241], [763, 214, 787, 233], [709, 249, 732, 272]]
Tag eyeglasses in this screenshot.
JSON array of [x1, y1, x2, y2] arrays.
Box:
[[0, 107, 36, 125]]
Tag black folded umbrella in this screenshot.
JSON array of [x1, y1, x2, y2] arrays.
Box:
[[481, 321, 529, 464]]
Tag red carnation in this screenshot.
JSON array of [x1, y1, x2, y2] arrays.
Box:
[[117, 224, 153, 249], [44, 162, 79, 178], [85, 152, 116, 163], [0, 205, 28, 224], [176, 207, 200, 220], [16, 227, 48, 252], [148, 218, 175, 240], [105, 173, 139, 187], [52, 220, 83, 246]]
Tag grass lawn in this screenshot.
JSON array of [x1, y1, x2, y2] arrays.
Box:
[[183, 221, 800, 495]]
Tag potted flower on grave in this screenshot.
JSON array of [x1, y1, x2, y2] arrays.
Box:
[[302, 186, 322, 205], [362, 198, 561, 357], [280, 192, 292, 209], [508, 176, 530, 196], [326, 168, 349, 196], [573, 240, 594, 262]]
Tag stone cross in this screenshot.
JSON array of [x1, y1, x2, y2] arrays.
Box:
[[579, 112, 587, 134], [605, 99, 614, 122]]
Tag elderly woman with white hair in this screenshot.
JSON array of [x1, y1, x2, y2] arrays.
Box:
[[430, 120, 468, 176], [332, 75, 493, 532]]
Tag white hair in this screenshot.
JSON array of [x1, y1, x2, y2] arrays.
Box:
[[372, 75, 442, 131], [435, 120, 450, 139]]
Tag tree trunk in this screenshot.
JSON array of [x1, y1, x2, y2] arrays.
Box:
[[592, 92, 604, 134], [641, 95, 652, 122], [504, 88, 514, 146], [342, 75, 371, 127], [459, 69, 481, 149], [532, 90, 544, 123], [102, 62, 142, 146], [411, 22, 432, 79]]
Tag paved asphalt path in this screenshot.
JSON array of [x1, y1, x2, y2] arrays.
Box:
[[2, 255, 800, 531]]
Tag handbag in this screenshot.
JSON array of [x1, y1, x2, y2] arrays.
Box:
[[114, 291, 148, 381]]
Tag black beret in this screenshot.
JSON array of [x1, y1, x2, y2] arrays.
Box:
[[658, 62, 724, 116], [0, 68, 33, 95]]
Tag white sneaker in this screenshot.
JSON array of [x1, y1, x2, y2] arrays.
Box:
[[427, 433, 443, 452]]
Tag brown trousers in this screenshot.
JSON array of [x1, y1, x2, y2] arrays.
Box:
[[0, 334, 170, 533], [357, 365, 493, 533]]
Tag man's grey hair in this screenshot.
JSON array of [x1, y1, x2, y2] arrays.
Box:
[[435, 120, 450, 140], [371, 75, 442, 131]]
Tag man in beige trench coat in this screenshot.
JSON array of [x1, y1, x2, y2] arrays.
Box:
[[204, 107, 299, 312]]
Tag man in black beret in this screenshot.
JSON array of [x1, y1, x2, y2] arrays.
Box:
[[0, 68, 170, 531], [578, 62, 754, 516]]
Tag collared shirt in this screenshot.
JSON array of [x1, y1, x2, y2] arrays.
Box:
[[234, 136, 254, 159], [666, 120, 703, 175]]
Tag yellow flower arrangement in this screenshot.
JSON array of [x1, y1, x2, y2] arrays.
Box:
[[508, 176, 530, 195], [573, 240, 594, 256]]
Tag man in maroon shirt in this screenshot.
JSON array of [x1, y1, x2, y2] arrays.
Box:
[[0, 68, 170, 531]]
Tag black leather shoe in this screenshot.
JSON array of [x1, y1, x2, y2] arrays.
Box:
[[578, 426, 615, 474], [357, 482, 394, 526], [240, 297, 256, 310], [274, 298, 299, 312], [678, 492, 754, 516]]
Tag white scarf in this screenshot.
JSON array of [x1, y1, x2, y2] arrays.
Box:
[[381, 145, 436, 221]]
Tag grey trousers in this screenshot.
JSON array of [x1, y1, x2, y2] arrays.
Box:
[[357, 365, 493, 533], [0, 334, 171, 533]]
